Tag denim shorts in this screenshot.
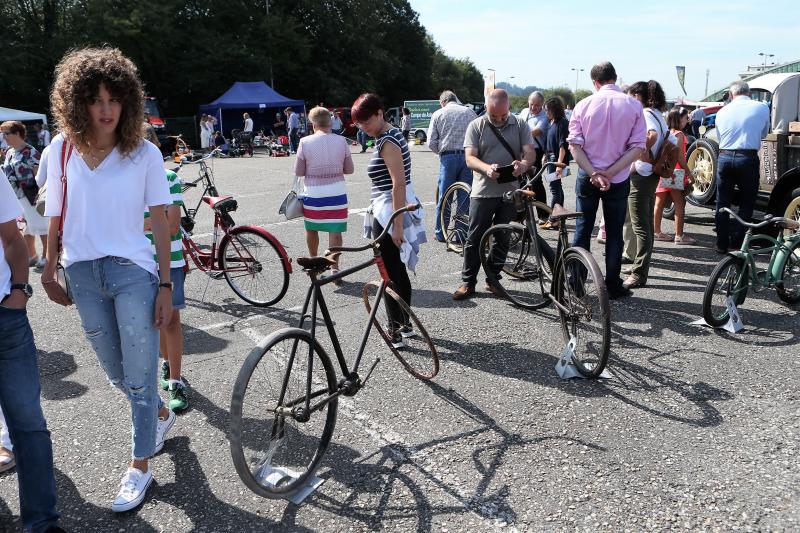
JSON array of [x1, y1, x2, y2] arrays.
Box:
[[171, 266, 186, 310]]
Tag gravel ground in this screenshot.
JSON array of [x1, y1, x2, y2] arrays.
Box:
[[1, 143, 798, 532]]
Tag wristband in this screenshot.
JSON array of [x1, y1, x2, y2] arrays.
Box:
[[159, 282, 173, 291]]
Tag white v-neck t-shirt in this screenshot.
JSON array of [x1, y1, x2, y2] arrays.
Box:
[[44, 134, 171, 275]]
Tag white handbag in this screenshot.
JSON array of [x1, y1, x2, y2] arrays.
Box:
[[278, 176, 304, 220]]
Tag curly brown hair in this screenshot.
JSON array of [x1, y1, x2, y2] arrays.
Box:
[[50, 47, 145, 155]]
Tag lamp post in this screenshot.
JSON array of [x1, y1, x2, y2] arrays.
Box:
[[571, 68, 584, 94], [758, 52, 775, 71]]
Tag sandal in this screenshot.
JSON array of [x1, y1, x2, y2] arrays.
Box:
[[0, 449, 15, 473], [674, 234, 697, 245], [654, 232, 673, 242]]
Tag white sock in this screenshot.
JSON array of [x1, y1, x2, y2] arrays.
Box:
[[168, 379, 185, 389]]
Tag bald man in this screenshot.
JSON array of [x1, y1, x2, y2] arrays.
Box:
[[453, 89, 536, 300]]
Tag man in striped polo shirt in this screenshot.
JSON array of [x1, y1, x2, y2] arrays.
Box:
[[145, 170, 189, 411]]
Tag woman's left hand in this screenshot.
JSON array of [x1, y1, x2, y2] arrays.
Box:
[[154, 288, 174, 328], [391, 225, 404, 248]]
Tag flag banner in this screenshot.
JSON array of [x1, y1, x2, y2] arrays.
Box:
[[676, 66, 687, 95], [484, 70, 496, 103]]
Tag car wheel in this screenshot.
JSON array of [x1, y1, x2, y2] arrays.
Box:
[[784, 188, 800, 238], [686, 138, 719, 205]]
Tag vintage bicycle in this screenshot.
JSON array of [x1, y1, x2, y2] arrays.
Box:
[[176, 150, 291, 307], [702, 207, 800, 326], [230, 203, 438, 499], [478, 162, 611, 378]]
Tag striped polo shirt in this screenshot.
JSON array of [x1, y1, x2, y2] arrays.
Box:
[[366, 127, 411, 198], [145, 170, 186, 269]]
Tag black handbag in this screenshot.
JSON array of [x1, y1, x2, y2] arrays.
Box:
[[21, 180, 39, 206]]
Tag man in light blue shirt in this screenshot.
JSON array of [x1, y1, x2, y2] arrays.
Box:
[[518, 91, 550, 212], [285, 107, 301, 154], [714, 81, 770, 252]]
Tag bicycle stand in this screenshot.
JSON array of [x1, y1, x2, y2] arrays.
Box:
[[555, 336, 612, 380], [690, 296, 744, 334], [253, 465, 325, 505]]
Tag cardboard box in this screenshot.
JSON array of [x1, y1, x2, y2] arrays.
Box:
[[789, 121, 800, 133]]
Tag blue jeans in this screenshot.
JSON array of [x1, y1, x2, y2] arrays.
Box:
[[357, 129, 370, 151], [572, 171, 630, 292], [435, 152, 473, 241], [549, 178, 565, 210], [0, 307, 60, 532], [66, 257, 163, 460], [288, 128, 300, 153], [715, 152, 760, 250]]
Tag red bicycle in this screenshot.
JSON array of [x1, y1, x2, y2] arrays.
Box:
[[177, 152, 291, 307]]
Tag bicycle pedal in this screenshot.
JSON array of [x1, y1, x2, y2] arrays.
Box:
[[208, 271, 225, 280]]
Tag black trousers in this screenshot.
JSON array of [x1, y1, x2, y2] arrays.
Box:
[[462, 196, 517, 285], [373, 220, 411, 329], [531, 148, 548, 218]]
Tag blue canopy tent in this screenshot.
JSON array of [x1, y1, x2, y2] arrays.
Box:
[[199, 81, 305, 136]]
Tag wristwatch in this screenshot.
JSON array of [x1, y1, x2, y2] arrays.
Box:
[[159, 282, 173, 291], [10, 283, 33, 298]]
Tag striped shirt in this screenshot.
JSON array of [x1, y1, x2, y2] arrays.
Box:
[[145, 170, 186, 269], [367, 128, 411, 198]]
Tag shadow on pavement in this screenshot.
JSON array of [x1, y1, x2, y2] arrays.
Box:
[[38, 350, 88, 401]]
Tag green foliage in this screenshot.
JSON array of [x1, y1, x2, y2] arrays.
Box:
[[1, 0, 484, 116], [574, 89, 593, 104]]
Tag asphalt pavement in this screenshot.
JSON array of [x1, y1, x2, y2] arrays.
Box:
[[1, 143, 798, 532]]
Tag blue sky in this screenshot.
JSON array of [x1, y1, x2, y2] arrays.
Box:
[[408, 0, 800, 100]]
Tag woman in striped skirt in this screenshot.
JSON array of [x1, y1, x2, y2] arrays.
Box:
[[293, 106, 354, 279]]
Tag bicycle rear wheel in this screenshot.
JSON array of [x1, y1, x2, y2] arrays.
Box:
[[702, 255, 749, 326], [554, 248, 610, 378], [220, 227, 289, 307], [230, 328, 338, 498], [362, 281, 439, 380], [480, 223, 555, 310], [440, 182, 471, 254], [777, 239, 800, 304]]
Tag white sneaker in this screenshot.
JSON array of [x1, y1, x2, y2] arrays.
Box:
[[154, 409, 175, 454], [111, 467, 152, 512]]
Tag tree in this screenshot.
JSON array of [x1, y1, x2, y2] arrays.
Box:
[[574, 89, 593, 104]]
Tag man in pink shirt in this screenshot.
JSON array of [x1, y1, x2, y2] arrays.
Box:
[[568, 61, 646, 299]]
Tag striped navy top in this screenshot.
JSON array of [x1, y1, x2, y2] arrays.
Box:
[[367, 127, 411, 198]]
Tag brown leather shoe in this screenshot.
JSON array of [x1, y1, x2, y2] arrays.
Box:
[[452, 283, 475, 300], [484, 281, 503, 297], [623, 274, 645, 289]]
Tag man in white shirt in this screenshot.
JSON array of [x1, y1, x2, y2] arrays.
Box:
[[243, 112, 253, 132], [517, 91, 549, 209], [0, 176, 62, 532], [331, 111, 343, 134]]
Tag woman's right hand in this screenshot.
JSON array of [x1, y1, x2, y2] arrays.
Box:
[[41, 263, 72, 306]]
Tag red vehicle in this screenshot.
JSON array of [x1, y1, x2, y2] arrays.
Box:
[[145, 96, 166, 132], [328, 107, 358, 138]]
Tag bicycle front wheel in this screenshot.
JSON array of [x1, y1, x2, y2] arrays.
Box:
[[702, 255, 749, 327], [554, 248, 610, 378], [219, 227, 290, 307], [362, 281, 439, 380], [480, 223, 555, 310], [440, 182, 471, 254], [230, 328, 338, 499], [777, 239, 800, 304]]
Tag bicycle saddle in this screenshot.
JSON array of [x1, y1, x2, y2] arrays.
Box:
[[202, 195, 236, 211], [549, 211, 583, 221], [296, 253, 341, 272]]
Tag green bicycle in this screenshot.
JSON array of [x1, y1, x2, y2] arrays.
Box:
[[702, 207, 800, 327]]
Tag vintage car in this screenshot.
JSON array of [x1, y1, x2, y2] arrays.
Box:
[[675, 73, 800, 229]]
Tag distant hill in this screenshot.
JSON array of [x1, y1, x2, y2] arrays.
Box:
[[496, 81, 542, 97]]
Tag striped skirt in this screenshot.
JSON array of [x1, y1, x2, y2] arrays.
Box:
[[303, 180, 348, 233]]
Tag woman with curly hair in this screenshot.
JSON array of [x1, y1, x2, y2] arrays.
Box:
[[41, 47, 176, 513]]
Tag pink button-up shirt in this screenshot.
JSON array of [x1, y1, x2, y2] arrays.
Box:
[[567, 84, 647, 184]]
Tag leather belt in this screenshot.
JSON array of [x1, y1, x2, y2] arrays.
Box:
[[440, 149, 465, 156], [719, 149, 758, 155]]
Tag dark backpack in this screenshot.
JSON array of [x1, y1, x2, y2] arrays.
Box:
[[646, 110, 680, 178]]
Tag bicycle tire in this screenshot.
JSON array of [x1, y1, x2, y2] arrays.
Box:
[[230, 328, 338, 499], [702, 255, 749, 327], [776, 239, 800, 304], [479, 223, 555, 310], [219, 227, 290, 307], [362, 281, 439, 380], [440, 182, 471, 254], [505, 201, 552, 279], [554, 247, 610, 379]]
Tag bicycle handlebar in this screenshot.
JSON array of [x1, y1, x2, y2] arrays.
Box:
[[720, 207, 799, 231], [176, 148, 222, 167], [327, 202, 421, 254], [502, 161, 560, 204]]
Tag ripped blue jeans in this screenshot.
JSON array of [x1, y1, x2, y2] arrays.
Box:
[[66, 257, 163, 460]]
